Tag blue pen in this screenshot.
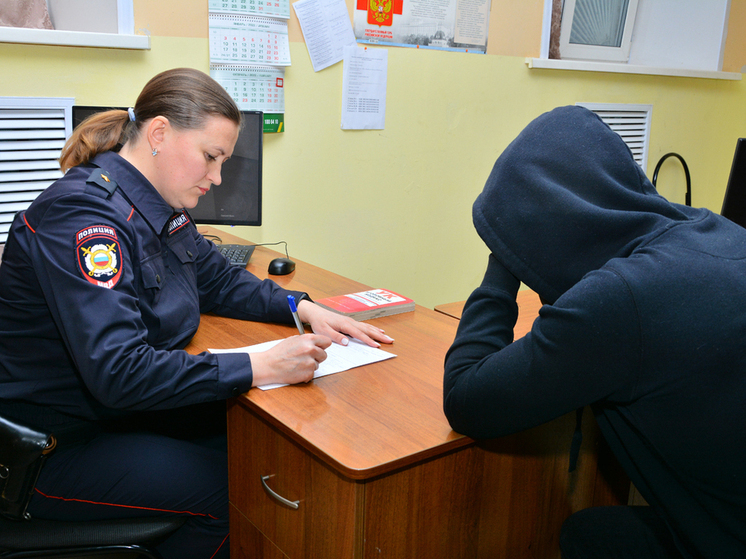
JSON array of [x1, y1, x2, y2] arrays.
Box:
[[287, 295, 305, 335]]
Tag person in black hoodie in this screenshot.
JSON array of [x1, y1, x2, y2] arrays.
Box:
[[443, 105, 746, 558]]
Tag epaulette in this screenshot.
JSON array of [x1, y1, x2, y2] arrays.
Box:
[[85, 169, 118, 198]]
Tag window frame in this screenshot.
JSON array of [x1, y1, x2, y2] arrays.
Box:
[[558, 0, 640, 63], [0, 0, 149, 50]]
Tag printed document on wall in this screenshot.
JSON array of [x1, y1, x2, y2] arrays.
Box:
[[341, 46, 387, 130], [293, 0, 357, 72], [353, 0, 489, 53]]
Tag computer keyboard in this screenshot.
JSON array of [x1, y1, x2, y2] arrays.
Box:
[[217, 243, 256, 267]]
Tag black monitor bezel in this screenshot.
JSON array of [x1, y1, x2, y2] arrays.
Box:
[[720, 138, 746, 228], [188, 110, 263, 227]]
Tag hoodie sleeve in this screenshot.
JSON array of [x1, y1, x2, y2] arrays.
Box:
[[443, 264, 642, 439]]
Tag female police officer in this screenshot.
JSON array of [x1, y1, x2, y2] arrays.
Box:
[[0, 67, 392, 558]]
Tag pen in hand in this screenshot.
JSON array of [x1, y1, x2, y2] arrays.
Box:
[[287, 295, 305, 336]]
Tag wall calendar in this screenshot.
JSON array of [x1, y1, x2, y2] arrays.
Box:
[[209, 14, 291, 66], [209, 0, 290, 20], [210, 65, 285, 113]]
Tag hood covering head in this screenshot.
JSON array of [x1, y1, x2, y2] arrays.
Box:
[[473, 105, 693, 304]]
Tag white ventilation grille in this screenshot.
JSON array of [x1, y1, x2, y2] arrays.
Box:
[[0, 97, 74, 244], [576, 102, 652, 172]]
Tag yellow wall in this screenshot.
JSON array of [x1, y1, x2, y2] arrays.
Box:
[[1, 1, 745, 309]]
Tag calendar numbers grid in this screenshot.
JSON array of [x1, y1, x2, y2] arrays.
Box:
[[211, 66, 285, 114], [209, 11, 289, 126], [209, 14, 291, 66], [209, 0, 290, 20]]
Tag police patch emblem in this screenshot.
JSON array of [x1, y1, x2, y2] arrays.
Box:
[[167, 211, 190, 236], [76, 225, 123, 289]]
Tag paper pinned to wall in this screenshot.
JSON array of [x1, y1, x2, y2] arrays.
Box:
[[293, 0, 357, 72], [341, 45, 388, 130], [353, 0, 489, 53]]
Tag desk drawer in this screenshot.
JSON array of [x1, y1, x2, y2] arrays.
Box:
[[228, 401, 361, 558]]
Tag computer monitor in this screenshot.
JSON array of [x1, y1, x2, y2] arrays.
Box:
[[188, 110, 262, 227], [720, 138, 746, 228], [71, 106, 262, 227]]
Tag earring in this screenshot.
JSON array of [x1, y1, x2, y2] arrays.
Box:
[[152, 147, 158, 157]]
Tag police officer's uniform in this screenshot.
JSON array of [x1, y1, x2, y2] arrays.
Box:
[[0, 151, 307, 558]]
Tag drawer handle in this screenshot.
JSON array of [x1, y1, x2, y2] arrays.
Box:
[[261, 475, 300, 509]]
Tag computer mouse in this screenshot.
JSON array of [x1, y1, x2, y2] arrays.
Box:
[[268, 257, 296, 275]]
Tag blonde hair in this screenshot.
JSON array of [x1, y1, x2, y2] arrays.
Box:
[[59, 68, 241, 172]]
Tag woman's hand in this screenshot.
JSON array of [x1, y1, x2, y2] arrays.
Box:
[[296, 299, 394, 348], [250, 334, 331, 387]]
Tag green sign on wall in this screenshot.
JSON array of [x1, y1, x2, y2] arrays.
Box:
[[264, 114, 284, 133]]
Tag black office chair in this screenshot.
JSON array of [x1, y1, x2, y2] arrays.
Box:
[[0, 413, 185, 559]]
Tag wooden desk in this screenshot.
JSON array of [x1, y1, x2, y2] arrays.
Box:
[[434, 290, 543, 334], [188, 229, 628, 559]]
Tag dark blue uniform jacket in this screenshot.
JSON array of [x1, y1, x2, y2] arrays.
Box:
[[0, 151, 304, 422]]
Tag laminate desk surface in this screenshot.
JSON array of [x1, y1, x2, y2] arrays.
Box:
[[188, 230, 466, 479], [435, 289, 543, 337]]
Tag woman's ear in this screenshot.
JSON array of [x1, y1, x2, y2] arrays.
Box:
[[147, 116, 169, 152]]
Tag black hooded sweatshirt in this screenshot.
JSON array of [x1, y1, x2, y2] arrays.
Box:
[[444, 106, 746, 558]]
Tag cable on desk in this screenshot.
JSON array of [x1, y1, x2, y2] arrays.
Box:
[[252, 241, 290, 259], [198, 230, 290, 259]]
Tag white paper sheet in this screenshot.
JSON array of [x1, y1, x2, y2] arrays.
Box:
[[341, 45, 387, 130], [293, 0, 357, 72], [210, 337, 396, 390]]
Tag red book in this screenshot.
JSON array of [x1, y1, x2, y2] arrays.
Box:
[[316, 289, 414, 321]]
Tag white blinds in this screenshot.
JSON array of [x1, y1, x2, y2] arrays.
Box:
[[568, 0, 630, 48], [0, 98, 73, 244], [558, 0, 638, 62]]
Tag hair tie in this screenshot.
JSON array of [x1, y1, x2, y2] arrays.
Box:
[[127, 107, 136, 122]]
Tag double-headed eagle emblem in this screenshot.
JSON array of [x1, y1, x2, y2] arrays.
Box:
[[369, 0, 393, 24]]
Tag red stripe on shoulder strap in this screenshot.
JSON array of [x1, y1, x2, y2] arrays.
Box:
[[23, 213, 36, 233]]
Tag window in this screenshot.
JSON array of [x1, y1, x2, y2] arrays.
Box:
[[559, 0, 639, 62], [544, 0, 731, 73], [0, 0, 148, 49], [47, 0, 130, 34], [0, 97, 73, 244]]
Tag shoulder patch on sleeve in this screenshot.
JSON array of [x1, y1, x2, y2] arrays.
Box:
[[76, 225, 123, 289], [86, 170, 118, 197]]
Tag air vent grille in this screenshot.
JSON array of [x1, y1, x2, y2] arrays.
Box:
[[0, 98, 73, 244], [577, 102, 652, 172]]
